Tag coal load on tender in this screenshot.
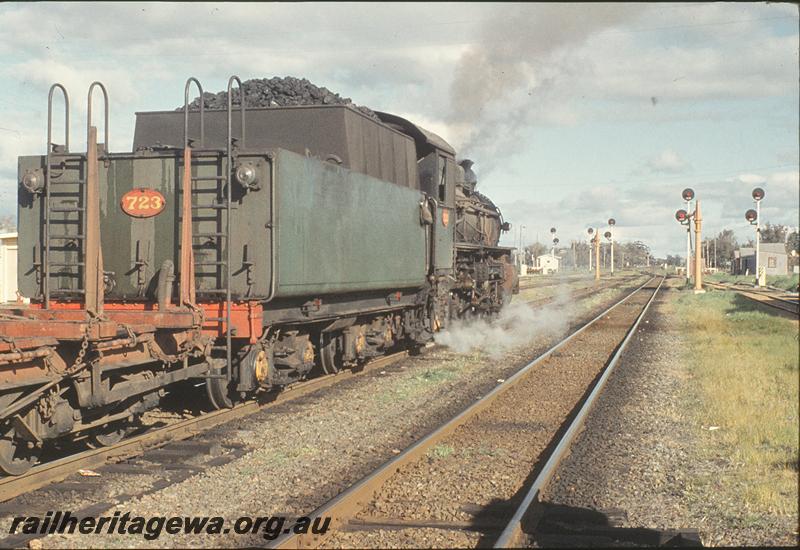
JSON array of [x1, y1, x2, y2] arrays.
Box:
[[178, 75, 379, 120]]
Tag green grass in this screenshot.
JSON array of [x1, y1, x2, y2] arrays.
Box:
[[373, 366, 458, 405], [673, 291, 799, 516], [706, 272, 799, 291], [428, 443, 455, 459]]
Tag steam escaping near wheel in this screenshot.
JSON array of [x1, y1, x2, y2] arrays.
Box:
[[436, 285, 573, 358]]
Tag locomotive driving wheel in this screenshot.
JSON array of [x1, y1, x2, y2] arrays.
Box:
[[0, 428, 39, 476]]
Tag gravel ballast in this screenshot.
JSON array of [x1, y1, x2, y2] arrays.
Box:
[[323, 283, 658, 548], [541, 286, 799, 547]]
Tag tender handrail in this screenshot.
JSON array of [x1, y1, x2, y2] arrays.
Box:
[[86, 81, 109, 153], [226, 75, 246, 148], [223, 75, 246, 382], [47, 83, 70, 153], [183, 77, 204, 149]]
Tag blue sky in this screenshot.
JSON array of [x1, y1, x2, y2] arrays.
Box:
[[0, 2, 797, 257]]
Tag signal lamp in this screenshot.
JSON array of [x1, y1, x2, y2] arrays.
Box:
[[682, 188, 695, 201], [553, 237, 559, 245], [604, 231, 612, 239], [608, 218, 616, 226], [745, 209, 757, 223], [550, 227, 557, 234], [752, 187, 765, 202], [587, 228, 594, 235], [675, 209, 688, 223]]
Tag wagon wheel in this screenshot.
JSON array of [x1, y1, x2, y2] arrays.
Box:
[[86, 421, 129, 449], [318, 332, 342, 375], [0, 429, 39, 476], [205, 358, 236, 410]]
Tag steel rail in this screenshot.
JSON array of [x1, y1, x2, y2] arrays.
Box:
[[705, 281, 798, 316], [493, 276, 664, 548], [0, 274, 646, 501], [269, 276, 659, 550], [0, 350, 410, 502]]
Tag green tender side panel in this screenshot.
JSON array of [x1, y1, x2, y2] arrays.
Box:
[[274, 149, 427, 298]]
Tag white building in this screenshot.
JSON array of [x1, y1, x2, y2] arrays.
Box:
[[0, 232, 18, 303], [536, 254, 561, 274]]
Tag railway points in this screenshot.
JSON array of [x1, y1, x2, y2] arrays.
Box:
[[704, 282, 799, 317]]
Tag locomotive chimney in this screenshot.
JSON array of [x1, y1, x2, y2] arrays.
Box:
[[459, 159, 477, 193]]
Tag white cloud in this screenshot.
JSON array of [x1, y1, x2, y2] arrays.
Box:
[[0, 1, 797, 250], [735, 173, 767, 185], [647, 149, 689, 174]]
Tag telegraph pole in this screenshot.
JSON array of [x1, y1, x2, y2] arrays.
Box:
[[713, 237, 716, 269]]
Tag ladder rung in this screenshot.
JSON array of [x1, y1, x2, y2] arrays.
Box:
[[50, 180, 85, 185], [50, 206, 85, 212], [191, 204, 235, 210], [49, 262, 84, 267], [49, 156, 83, 162], [192, 176, 227, 182], [181, 188, 220, 194], [186, 147, 225, 154], [52, 288, 85, 293], [199, 289, 229, 294], [195, 261, 227, 266], [49, 234, 85, 240], [193, 233, 228, 238]]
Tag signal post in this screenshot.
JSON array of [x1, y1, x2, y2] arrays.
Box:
[[693, 201, 704, 293], [594, 229, 601, 280]]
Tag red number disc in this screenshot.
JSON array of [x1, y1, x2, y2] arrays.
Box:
[[121, 188, 166, 218]]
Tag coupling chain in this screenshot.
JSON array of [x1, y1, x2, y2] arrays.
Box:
[[67, 312, 102, 374]]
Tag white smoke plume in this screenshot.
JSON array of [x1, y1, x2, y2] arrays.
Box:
[[448, 4, 648, 169], [435, 284, 574, 358]]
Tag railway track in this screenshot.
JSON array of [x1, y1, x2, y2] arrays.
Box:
[[517, 273, 592, 291], [0, 350, 411, 503], [523, 274, 640, 310], [1, 274, 644, 505], [494, 276, 700, 548], [705, 281, 799, 316], [269, 277, 665, 549]]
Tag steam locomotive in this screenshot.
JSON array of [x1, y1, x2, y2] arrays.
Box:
[[0, 77, 516, 475]]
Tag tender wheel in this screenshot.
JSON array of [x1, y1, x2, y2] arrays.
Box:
[[318, 332, 342, 374], [205, 358, 237, 409], [0, 430, 39, 476], [86, 422, 128, 449]]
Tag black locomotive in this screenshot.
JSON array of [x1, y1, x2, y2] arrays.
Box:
[[1, 76, 516, 474]]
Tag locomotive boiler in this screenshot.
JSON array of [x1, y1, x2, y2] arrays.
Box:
[[0, 76, 516, 475]]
